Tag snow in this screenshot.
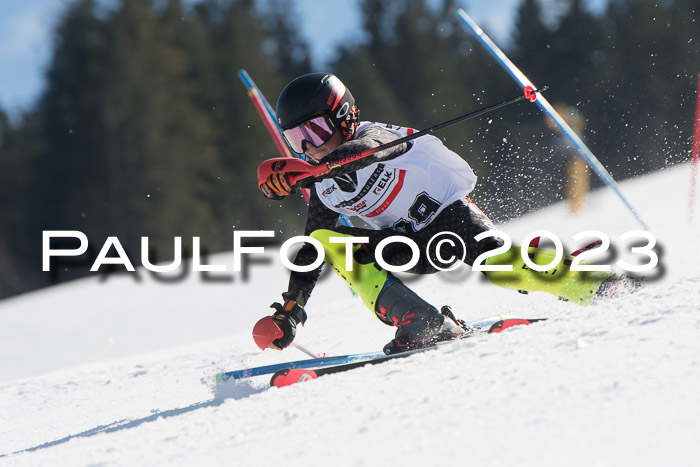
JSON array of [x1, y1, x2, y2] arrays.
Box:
[[1, 163, 699, 466]]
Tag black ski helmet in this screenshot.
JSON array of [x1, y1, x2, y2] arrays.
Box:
[[276, 73, 359, 140]]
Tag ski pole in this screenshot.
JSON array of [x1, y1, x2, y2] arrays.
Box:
[[292, 342, 325, 359], [257, 86, 546, 188]]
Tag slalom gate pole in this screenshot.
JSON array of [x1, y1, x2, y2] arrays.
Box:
[[239, 71, 356, 308], [281, 86, 545, 187], [238, 70, 311, 203], [456, 8, 649, 230], [240, 70, 355, 227], [238, 70, 294, 159], [689, 74, 700, 222]]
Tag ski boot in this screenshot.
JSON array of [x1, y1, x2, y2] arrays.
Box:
[[306, 229, 471, 353], [377, 279, 465, 355]]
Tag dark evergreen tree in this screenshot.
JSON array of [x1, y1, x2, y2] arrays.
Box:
[[262, 0, 312, 79], [95, 0, 224, 252], [589, 0, 700, 176], [511, 0, 552, 81], [26, 0, 110, 283], [193, 0, 311, 236], [0, 108, 45, 295], [0, 0, 315, 297]]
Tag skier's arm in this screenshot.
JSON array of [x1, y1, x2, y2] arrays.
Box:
[[261, 126, 409, 197], [282, 189, 340, 306], [253, 190, 338, 351], [313, 125, 410, 179]]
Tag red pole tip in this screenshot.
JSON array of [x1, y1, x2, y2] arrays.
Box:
[[524, 86, 537, 103]]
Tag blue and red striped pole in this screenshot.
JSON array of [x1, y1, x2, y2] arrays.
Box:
[[456, 9, 649, 230], [238, 70, 310, 202]]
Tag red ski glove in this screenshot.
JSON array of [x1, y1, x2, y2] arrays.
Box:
[[260, 173, 294, 200], [252, 299, 307, 350]]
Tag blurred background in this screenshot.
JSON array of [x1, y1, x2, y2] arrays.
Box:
[[0, 0, 698, 300]]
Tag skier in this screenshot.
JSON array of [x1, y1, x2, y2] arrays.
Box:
[[253, 72, 619, 355]]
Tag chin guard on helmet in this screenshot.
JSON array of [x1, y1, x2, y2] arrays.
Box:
[[340, 104, 360, 141], [277, 73, 360, 144]]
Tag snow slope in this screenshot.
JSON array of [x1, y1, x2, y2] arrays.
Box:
[[1, 163, 698, 466]]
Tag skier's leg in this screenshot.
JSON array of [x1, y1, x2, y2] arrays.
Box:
[[309, 229, 462, 352], [435, 198, 617, 304], [308, 228, 389, 314], [482, 245, 615, 305]]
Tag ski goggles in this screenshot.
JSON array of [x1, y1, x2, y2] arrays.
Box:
[[282, 115, 336, 154]]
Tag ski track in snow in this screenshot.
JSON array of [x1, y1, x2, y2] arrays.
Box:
[[0, 163, 699, 466]]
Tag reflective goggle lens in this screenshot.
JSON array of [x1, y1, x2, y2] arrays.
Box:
[[282, 116, 335, 154]]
